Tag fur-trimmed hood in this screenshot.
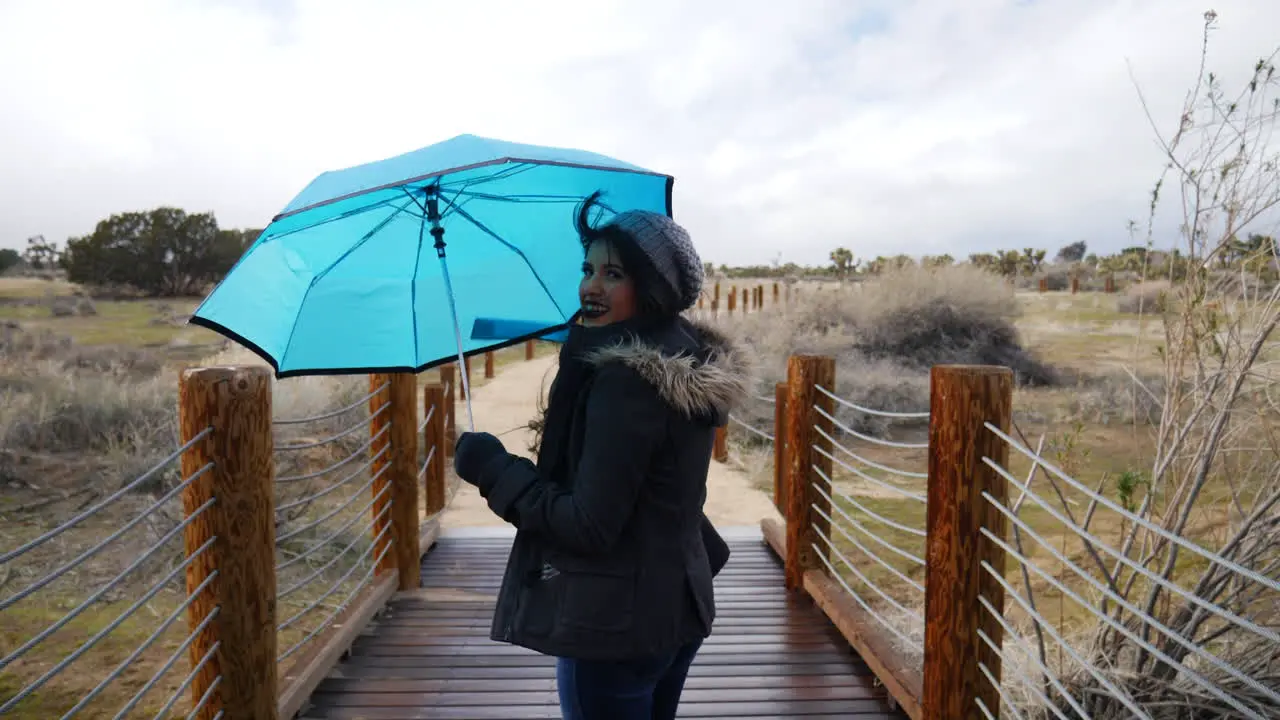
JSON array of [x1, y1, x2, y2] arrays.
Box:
[[580, 318, 753, 422]]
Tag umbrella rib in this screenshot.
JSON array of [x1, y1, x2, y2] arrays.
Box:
[[278, 199, 415, 371], [435, 192, 570, 321]]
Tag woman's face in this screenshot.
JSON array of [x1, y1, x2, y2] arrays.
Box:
[[579, 240, 637, 327]]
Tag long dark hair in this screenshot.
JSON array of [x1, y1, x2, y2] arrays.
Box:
[[574, 191, 681, 322]]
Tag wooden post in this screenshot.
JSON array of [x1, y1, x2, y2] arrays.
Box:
[[714, 282, 720, 303], [179, 366, 277, 720], [728, 289, 737, 314], [460, 356, 472, 398], [713, 425, 728, 463], [783, 355, 836, 591], [773, 282, 779, 304], [525, 339, 535, 361], [922, 365, 1013, 720], [742, 288, 749, 313], [1070, 275, 1079, 294], [368, 375, 396, 577], [773, 382, 787, 512], [1038, 277, 1047, 293], [711, 299, 719, 318], [438, 364, 456, 454], [1105, 274, 1115, 293], [423, 383, 446, 515], [387, 373, 419, 589], [484, 351, 495, 379]]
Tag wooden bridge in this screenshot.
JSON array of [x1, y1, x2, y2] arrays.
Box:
[[300, 526, 905, 719]]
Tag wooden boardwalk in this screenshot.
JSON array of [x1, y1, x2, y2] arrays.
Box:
[[302, 527, 907, 719]]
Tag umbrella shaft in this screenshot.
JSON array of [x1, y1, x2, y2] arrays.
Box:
[[437, 253, 476, 432]]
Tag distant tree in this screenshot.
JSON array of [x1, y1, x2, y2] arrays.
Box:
[[0, 248, 20, 274], [1021, 247, 1047, 274], [62, 207, 256, 296], [1056, 240, 1087, 263], [889, 254, 915, 271], [22, 235, 61, 270], [829, 247, 855, 279], [923, 254, 954, 268], [968, 252, 998, 270], [996, 249, 1022, 277]]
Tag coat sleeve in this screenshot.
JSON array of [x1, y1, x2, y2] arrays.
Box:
[[476, 363, 667, 556]]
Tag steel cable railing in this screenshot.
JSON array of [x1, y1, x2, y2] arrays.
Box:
[[267, 383, 400, 668], [974, 424, 1280, 720], [799, 386, 932, 666], [0, 430, 223, 718]]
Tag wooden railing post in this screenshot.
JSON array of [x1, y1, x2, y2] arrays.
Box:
[[714, 282, 720, 304], [773, 381, 787, 512], [423, 383, 446, 515], [742, 288, 749, 313], [387, 373, 419, 589], [922, 365, 1013, 720], [1070, 275, 1080, 294], [773, 282, 779, 304], [783, 354, 836, 591], [438, 364, 456, 455], [179, 365, 277, 720], [525, 339, 535, 361], [713, 425, 728, 463], [728, 289, 737, 314], [368, 375, 396, 577], [484, 351, 495, 379], [460, 357, 472, 399], [1105, 274, 1115, 293]]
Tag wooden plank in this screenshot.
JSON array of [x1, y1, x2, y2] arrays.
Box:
[[325, 661, 876, 681], [317, 674, 875, 694], [278, 572, 399, 720]]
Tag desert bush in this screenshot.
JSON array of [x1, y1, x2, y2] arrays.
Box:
[[724, 263, 1058, 437], [0, 362, 174, 454], [1117, 280, 1171, 314]]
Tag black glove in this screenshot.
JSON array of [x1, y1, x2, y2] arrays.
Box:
[[453, 431, 507, 488]]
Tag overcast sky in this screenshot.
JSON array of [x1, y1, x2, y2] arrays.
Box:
[[2, 0, 1278, 267]]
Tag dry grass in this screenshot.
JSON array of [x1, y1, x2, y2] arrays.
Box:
[[0, 289, 547, 717]]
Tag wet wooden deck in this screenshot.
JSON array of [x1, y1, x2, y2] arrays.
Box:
[[302, 526, 907, 719]]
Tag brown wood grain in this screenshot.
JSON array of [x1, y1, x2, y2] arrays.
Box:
[[774, 382, 787, 512], [368, 374, 395, 576], [437, 365, 457, 454], [388, 373, 419, 589], [422, 383, 446, 515], [783, 354, 836, 591], [483, 351, 495, 379], [713, 425, 728, 463], [728, 286, 737, 313], [922, 365, 1012, 720], [179, 365, 277, 720], [524, 339, 535, 361]]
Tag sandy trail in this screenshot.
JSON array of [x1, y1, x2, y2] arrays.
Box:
[[438, 354, 780, 530]]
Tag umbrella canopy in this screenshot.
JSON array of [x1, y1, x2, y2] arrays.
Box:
[[190, 133, 672, 381]]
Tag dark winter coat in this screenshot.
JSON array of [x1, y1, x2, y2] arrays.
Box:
[[469, 316, 751, 661]]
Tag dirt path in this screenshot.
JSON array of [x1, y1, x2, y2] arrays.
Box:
[[438, 354, 779, 530]]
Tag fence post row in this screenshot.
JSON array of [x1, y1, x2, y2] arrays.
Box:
[[922, 365, 1013, 720], [385, 373, 420, 590], [179, 366, 279, 720]]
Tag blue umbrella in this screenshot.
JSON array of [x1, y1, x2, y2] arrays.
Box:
[[191, 134, 673, 429]]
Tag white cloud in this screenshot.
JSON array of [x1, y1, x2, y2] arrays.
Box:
[[1, 0, 1277, 267]]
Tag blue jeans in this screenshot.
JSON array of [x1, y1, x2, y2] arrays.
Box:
[[556, 638, 703, 720]]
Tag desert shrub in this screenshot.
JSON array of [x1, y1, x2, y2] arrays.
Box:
[[0, 362, 174, 454], [1043, 267, 1071, 291], [1117, 280, 1171, 314], [724, 264, 1058, 437]]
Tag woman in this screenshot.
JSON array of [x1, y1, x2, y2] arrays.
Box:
[[452, 191, 751, 719]]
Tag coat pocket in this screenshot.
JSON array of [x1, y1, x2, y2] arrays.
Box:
[[548, 554, 636, 633]]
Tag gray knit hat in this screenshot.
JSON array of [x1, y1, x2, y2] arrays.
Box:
[[605, 210, 704, 311]]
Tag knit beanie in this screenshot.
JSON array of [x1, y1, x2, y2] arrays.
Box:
[[605, 210, 704, 311]]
